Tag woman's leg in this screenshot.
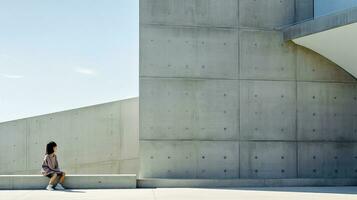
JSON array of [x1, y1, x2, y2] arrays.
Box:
[[49, 173, 58, 185], [59, 172, 65, 184]]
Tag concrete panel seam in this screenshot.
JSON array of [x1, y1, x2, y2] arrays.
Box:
[[141, 23, 291, 32], [140, 76, 300, 82], [294, 30, 299, 178], [140, 139, 357, 143], [297, 80, 357, 84], [25, 119, 29, 171], [141, 23, 239, 31], [237, 0, 241, 176], [140, 76, 239, 81]]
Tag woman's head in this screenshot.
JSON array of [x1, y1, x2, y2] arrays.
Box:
[[46, 141, 57, 155]]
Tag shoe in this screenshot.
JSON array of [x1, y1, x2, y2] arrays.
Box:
[[55, 183, 65, 190], [46, 185, 54, 191]]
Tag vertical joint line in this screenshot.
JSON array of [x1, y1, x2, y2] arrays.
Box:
[[295, 36, 299, 178], [25, 119, 29, 171], [237, 0, 241, 179]]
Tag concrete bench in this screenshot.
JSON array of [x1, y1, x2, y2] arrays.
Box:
[[0, 174, 136, 189]]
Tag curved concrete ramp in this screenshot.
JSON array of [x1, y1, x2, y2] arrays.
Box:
[[284, 7, 357, 78]]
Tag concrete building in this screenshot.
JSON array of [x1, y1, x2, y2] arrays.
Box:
[[2, 0, 357, 189], [139, 0, 357, 185]]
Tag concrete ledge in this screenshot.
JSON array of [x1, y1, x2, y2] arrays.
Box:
[[283, 6, 357, 40], [138, 178, 357, 188], [0, 174, 137, 190]]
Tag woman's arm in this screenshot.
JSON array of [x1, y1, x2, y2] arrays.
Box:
[[42, 156, 61, 174], [54, 155, 61, 172]]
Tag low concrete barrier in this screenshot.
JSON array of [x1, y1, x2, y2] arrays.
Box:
[[0, 174, 136, 189], [138, 178, 357, 188]]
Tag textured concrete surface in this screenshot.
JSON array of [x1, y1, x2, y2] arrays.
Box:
[[297, 82, 357, 141], [0, 98, 139, 175], [239, 80, 296, 140], [0, 175, 136, 189], [139, 0, 357, 183], [140, 0, 239, 27], [239, 0, 295, 29], [1, 187, 357, 200], [298, 143, 357, 178], [289, 23, 357, 80], [138, 178, 357, 188], [140, 78, 239, 140], [284, 6, 357, 79], [239, 142, 297, 179], [239, 30, 296, 80], [296, 47, 356, 82], [140, 141, 239, 179], [140, 26, 239, 79]]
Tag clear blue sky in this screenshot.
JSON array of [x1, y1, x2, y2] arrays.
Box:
[[0, 0, 138, 122]]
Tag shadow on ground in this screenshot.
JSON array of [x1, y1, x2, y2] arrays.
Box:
[[58, 189, 86, 193], [209, 186, 357, 195]]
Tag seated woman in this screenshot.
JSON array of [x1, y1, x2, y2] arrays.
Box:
[[41, 141, 66, 191]]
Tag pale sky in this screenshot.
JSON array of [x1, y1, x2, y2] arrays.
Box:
[[0, 0, 139, 122]]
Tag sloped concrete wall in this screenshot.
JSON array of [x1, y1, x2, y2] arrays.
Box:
[[139, 0, 357, 180], [0, 97, 139, 175]]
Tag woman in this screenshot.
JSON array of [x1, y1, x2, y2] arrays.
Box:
[[41, 141, 66, 191]]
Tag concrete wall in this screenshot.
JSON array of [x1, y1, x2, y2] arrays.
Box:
[[0, 97, 139, 175], [139, 0, 357, 180], [315, 0, 357, 17], [296, 0, 314, 22]]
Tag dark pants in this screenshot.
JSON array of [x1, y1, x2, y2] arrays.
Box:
[[46, 172, 64, 178]]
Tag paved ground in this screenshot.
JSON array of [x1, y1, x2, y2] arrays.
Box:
[[1, 187, 357, 200]]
